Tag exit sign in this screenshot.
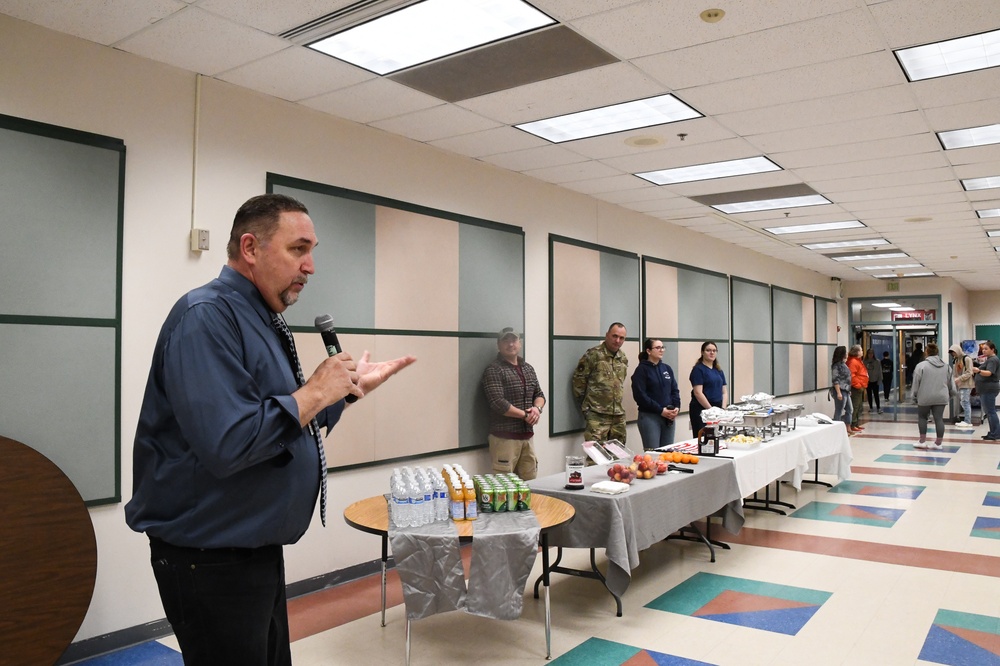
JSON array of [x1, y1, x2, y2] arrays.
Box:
[[887, 281, 900, 292]]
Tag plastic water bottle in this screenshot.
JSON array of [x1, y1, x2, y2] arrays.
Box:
[[433, 470, 449, 522], [409, 480, 425, 526]]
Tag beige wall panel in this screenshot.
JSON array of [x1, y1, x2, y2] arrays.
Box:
[[552, 242, 600, 336], [816, 350, 831, 388], [295, 332, 377, 467], [677, 341, 705, 408], [375, 207, 459, 330], [622, 340, 640, 423], [372, 335, 458, 458], [826, 301, 839, 342], [644, 262, 679, 339], [789, 345, 804, 394], [802, 296, 816, 343], [733, 342, 756, 401]]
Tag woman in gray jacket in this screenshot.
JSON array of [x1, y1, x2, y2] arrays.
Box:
[[911, 343, 955, 450], [830, 346, 852, 432]]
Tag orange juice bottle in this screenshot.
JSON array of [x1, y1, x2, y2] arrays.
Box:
[[450, 476, 466, 521], [463, 481, 478, 521]]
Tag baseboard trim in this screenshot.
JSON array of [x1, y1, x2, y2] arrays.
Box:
[[56, 557, 391, 664]]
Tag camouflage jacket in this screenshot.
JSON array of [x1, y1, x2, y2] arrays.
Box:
[[572, 343, 628, 416]]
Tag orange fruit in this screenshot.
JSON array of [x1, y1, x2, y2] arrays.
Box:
[[689, 455, 699, 464], [659, 453, 669, 461], [672, 452, 682, 463], [680, 453, 691, 464]]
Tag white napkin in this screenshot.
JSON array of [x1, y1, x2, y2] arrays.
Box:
[[591, 480, 630, 495]]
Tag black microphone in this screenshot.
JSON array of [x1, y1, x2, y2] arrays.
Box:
[[314, 314, 358, 403]]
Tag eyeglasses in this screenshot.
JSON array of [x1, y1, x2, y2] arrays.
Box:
[[705, 349, 718, 353], [650, 346, 664, 350]]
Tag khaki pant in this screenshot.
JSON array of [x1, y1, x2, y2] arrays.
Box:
[[488, 434, 538, 480], [583, 411, 627, 444]]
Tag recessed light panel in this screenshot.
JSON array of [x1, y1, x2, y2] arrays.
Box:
[[516, 93, 702, 143], [636, 156, 781, 185], [830, 252, 908, 262], [872, 272, 934, 278], [765, 220, 864, 235], [987, 230, 1000, 237], [801, 238, 889, 250], [937, 123, 1000, 149], [961, 176, 1000, 191], [977, 208, 1000, 218], [307, 0, 555, 75], [717, 194, 831, 215], [871, 302, 902, 308], [895, 28, 1000, 81], [855, 263, 922, 271]]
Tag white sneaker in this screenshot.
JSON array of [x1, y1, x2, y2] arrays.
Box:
[[931, 443, 944, 450], [956, 422, 973, 428], [913, 442, 929, 449]]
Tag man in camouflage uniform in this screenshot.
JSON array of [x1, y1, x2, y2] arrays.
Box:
[[572, 322, 628, 443]]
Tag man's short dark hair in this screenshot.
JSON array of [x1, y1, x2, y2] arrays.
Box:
[[227, 193, 309, 260]]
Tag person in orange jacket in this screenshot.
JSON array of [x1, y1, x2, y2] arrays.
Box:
[[847, 345, 869, 432]]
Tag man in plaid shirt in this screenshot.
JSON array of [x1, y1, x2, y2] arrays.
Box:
[[481, 327, 546, 479]]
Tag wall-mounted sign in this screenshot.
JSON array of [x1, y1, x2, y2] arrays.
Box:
[[892, 309, 936, 321]]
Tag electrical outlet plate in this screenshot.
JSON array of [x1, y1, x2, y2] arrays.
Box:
[[190, 228, 210, 252]]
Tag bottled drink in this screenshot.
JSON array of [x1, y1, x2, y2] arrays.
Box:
[[450, 476, 466, 521], [463, 481, 478, 521], [432, 470, 448, 522], [409, 480, 424, 526]]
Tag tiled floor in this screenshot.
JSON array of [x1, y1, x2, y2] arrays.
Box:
[[76, 404, 1000, 665]]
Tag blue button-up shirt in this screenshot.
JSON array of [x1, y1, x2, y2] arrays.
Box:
[[125, 266, 344, 548]]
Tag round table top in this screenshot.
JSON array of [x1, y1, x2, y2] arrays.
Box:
[[344, 493, 575, 538], [0, 435, 97, 665]]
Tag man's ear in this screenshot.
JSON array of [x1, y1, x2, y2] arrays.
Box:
[[239, 233, 258, 265]]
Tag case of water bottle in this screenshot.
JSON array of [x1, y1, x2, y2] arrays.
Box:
[[388, 466, 450, 528]]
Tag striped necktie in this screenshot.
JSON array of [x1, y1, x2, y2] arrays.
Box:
[[272, 313, 327, 527]]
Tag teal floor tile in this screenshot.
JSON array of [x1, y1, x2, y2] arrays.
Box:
[[790, 501, 905, 527], [875, 453, 950, 466], [829, 480, 925, 499], [971, 516, 1000, 540]]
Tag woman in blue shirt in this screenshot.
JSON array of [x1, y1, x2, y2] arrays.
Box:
[[631, 339, 681, 449], [689, 341, 727, 435]]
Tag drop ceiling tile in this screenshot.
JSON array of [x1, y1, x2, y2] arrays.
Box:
[[667, 171, 804, 198], [532, 0, 642, 22], [561, 117, 736, 161], [793, 152, 948, 181], [301, 78, 441, 124], [868, 0, 998, 48], [195, 0, 355, 35], [0, 0, 186, 45], [945, 144, 1000, 167], [813, 167, 956, 194], [678, 52, 904, 115], [849, 200, 970, 217], [924, 99, 1000, 132], [952, 161, 1000, 179], [559, 174, 653, 195], [592, 185, 679, 205], [634, 9, 882, 90], [524, 160, 625, 184], [599, 137, 763, 173], [747, 111, 931, 154], [834, 180, 964, 204], [908, 68, 1000, 110], [479, 144, 588, 172], [772, 133, 941, 169], [716, 86, 917, 136], [216, 45, 374, 102], [455, 62, 666, 125], [570, 0, 857, 60], [115, 6, 288, 76], [427, 126, 549, 158], [369, 104, 502, 143]]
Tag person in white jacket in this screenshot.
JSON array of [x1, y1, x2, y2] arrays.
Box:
[[948, 343, 975, 426], [912, 342, 956, 450]]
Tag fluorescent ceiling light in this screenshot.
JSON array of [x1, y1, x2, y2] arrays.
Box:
[[895, 29, 1000, 81], [977, 208, 1000, 218], [801, 238, 889, 250], [873, 272, 935, 278], [307, 0, 555, 75], [995, 246, 1000, 252], [717, 194, 831, 215], [516, 93, 702, 143], [937, 123, 1000, 149], [961, 176, 1000, 191], [765, 219, 863, 235], [636, 156, 781, 185], [855, 263, 922, 271], [831, 252, 908, 262], [988, 230, 1000, 237], [871, 302, 902, 308]]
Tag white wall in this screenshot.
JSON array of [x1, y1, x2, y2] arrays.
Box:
[[1, 14, 840, 641], [969, 291, 1000, 329]]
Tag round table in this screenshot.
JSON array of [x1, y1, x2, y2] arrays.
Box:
[[344, 493, 574, 661]]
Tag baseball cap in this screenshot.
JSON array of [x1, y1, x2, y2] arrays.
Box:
[[497, 327, 521, 341]]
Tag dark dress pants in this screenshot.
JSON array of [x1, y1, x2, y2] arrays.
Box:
[[149, 538, 291, 666]]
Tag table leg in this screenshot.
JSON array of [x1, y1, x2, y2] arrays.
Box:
[[534, 547, 622, 616], [405, 616, 410, 666], [542, 534, 551, 659], [801, 459, 833, 487], [380, 534, 388, 627]]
